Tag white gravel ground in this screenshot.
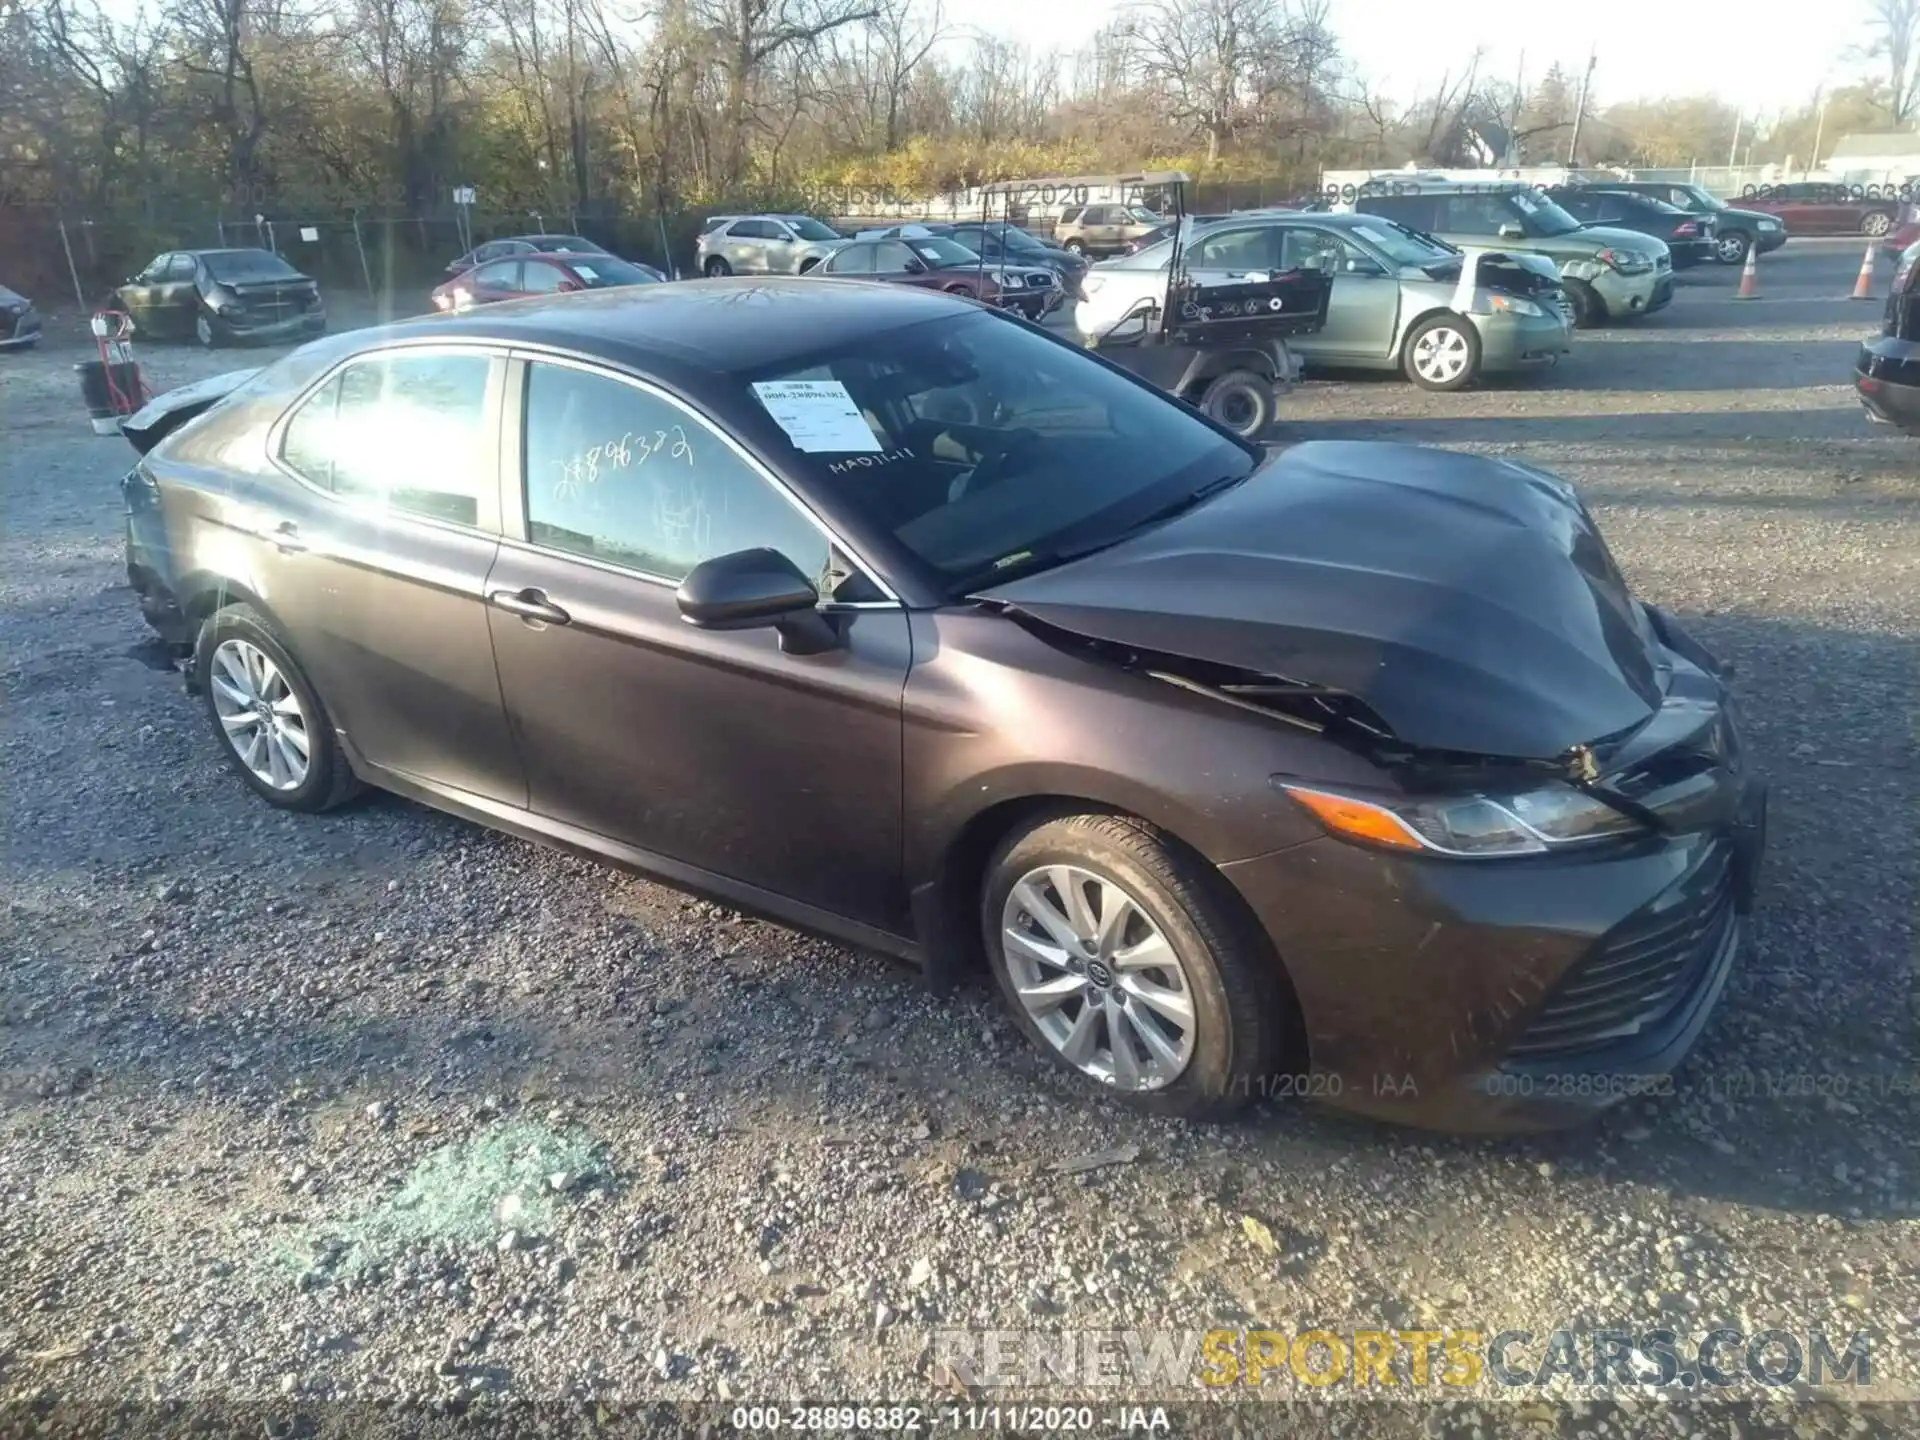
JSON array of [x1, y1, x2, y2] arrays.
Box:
[[1, 241, 1915, 1439]]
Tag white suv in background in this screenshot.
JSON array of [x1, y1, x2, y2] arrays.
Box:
[[696, 215, 848, 276]]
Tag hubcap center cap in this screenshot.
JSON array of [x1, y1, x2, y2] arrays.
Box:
[[1084, 959, 1115, 989]]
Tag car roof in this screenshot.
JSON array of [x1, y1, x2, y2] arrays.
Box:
[[362, 277, 976, 378], [181, 248, 281, 258]]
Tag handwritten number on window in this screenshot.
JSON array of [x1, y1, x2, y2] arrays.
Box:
[[553, 425, 694, 500]]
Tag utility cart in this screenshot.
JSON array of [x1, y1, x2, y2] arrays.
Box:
[[975, 172, 1334, 439]]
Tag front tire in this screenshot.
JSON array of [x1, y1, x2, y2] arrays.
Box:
[[194, 313, 220, 347], [982, 812, 1285, 1120], [1195, 368, 1275, 439], [1564, 278, 1606, 328], [194, 603, 360, 813], [1402, 314, 1481, 391], [1714, 230, 1751, 265]]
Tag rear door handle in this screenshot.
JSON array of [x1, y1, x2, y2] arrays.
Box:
[[488, 587, 571, 625]]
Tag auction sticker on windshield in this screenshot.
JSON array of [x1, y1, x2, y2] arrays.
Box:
[[751, 380, 882, 453]]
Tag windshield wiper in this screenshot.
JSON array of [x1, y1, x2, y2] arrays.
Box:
[[953, 472, 1250, 596]]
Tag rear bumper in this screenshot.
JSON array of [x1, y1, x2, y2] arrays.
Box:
[[123, 472, 193, 647], [0, 307, 42, 348], [1855, 336, 1920, 431], [210, 307, 326, 343]]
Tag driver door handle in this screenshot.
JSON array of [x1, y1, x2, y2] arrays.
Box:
[[488, 587, 571, 625], [264, 521, 307, 554]]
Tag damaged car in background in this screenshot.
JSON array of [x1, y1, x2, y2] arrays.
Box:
[[116, 280, 1765, 1133], [1077, 212, 1573, 390]]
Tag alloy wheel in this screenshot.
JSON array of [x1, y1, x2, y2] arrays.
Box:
[[999, 864, 1196, 1091], [208, 638, 310, 791], [1864, 211, 1893, 237], [1715, 232, 1749, 264], [1413, 325, 1471, 385]]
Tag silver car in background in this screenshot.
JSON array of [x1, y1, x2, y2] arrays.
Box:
[[1075, 212, 1574, 391], [696, 214, 848, 276]]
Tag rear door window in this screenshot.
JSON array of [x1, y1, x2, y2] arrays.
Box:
[[519, 262, 567, 293], [279, 350, 495, 527]]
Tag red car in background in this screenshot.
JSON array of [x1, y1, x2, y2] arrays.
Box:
[[811, 234, 1055, 316], [431, 252, 666, 311], [1880, 204, 1920, 258], [443, 234, 610, 277], [1736, 182, 1901, 237]]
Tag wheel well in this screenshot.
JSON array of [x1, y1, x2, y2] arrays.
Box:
[[925, 795, 1311, 1070], [181, 578, 271, 642]]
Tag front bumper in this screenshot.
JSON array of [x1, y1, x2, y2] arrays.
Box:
[[1754, 227, 1788, 253], [1475, 311, 1574, 370], [1590, 265, 1667, 319], [1854, 335, 1920, 431], [1220, 621, 1765, 1134]]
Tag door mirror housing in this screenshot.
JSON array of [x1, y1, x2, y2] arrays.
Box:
[[902, 256, 927, 274], [676, 548, 838, 654]]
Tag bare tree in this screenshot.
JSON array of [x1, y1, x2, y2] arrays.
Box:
[[1866, 0, 1920, 124]]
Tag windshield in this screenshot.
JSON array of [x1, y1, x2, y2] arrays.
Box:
[[785, 217, 842, 242], [1349, 221, 1457, 266], [203, 250, 301, 282], [741, 311, 1252, 593], [1506, 189, 1582, 236], [1127, 207, 1162, 223], [909, 237, 985, 268], [567, 257, 660, 287]]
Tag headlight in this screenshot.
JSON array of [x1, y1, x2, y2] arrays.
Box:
[[1758, 219, 1780, 229], [994, 270, 1024, 287], [1486, 294, 1545, 318], [206, 285, 241, 314], [1280, 781, 1643, 858], [1596, 247, 1652, 274]]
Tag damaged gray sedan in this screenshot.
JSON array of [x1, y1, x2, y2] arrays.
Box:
[[119, 280, 1763, 1131], [1077, 212, 1574, 391]]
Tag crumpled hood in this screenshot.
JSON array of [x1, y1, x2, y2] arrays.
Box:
[[975, 440, 1666, 760], [121, 367, 261, 455]]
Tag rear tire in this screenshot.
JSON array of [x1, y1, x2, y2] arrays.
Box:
[[704, 256, 731, 277], [1402, 314, 1481, 391], [1064, 239, 1086, 255], [1195, 368, 1275, 439], [981, 812, 1286, 1120], [1564, 279, 1606, 328], [194, 603, 360, 813], [1863, 210, 1894, 237]]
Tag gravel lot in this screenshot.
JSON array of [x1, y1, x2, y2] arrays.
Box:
[[2, 242, 1916, 1437]]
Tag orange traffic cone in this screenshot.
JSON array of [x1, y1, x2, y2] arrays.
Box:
[[1852, 242, 1877, 299], [1735, 245, 1758, 299]]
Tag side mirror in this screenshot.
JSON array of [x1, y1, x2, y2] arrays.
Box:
[[1498, 223, 1526, 240], [903, 257, 927, 274], [559, 278, 583, 292], [676, 548, 838, 654]]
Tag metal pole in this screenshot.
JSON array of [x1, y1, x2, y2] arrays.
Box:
[[1727, 113, 1741, 171], [1566, 51, 1596, 167], [1809, 97, 1828, 179], [57, 219, 87, 313], [351, 210, 375, 300], [217, 218, 227, 247]]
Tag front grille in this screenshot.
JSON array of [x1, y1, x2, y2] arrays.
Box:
[[1506, 844, 1735, 1060]]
